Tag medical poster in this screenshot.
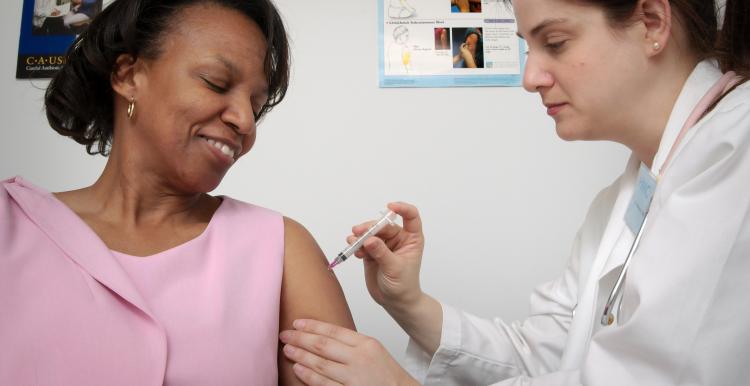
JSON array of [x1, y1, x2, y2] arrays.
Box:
[[379, 0, 525, 87], [16, 0, 110, 79]]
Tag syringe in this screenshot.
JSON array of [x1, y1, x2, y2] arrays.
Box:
[[328, 210, 399, 269]]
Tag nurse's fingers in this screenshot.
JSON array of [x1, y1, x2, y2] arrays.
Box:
[[351, 222, 402, 241], [351, 220, 376, 236], [346, 232, 402, 259], [279, 330, 352, 365], [387, 202, 422, 234], [282, 345, 347, 385], [359, 237, 396, 268], [347, 202, 422, 259], [292, 363, 344, 386], [290, 319, 361, 347]]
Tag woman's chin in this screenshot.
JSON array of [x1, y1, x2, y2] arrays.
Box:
[[176, 171, 226, 194], [554, 121, 592, 142], [199, 175, 225, 193], [554, 124, 578, 142]]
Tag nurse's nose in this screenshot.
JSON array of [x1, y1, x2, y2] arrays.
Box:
[[522, 53, 554, 93]]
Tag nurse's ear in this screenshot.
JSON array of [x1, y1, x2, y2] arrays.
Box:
[[633, 0, 672, 57]]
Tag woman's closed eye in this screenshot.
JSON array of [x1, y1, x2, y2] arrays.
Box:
[[200, 76, 228, 93]]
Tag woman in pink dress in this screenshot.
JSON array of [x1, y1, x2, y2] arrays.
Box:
[[0, 1, 354, 385]]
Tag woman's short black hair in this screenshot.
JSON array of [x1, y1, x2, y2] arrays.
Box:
[[44, 0, 290, 156]]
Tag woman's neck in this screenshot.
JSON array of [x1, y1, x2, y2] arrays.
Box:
[[64, 147, 216, 229], [618, 58, 699, 169]]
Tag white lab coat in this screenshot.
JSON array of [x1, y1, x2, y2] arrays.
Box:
[[404, 61, 750, 385]]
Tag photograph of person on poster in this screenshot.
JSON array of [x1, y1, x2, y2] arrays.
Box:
[[32, 0, 101, 35]]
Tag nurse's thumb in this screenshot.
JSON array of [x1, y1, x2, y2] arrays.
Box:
[[363, 237, 397, 267]]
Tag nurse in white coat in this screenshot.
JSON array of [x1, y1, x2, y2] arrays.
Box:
[[279, 0, 750, 385]]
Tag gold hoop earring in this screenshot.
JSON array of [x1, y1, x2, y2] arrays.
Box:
[[653, 41, 661, 51], [127, 97, 136, 120]]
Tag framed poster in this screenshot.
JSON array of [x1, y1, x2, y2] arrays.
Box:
[[379, 0, 525, 87], [17, 0, 106, 79]]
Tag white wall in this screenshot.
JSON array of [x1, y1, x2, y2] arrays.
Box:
[[0, 1, 629, 363]]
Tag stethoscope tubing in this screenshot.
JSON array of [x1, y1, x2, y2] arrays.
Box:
[[600, 213, 650, 326]]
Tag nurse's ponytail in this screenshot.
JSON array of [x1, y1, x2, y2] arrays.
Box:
[[716, 0, 750, 81]]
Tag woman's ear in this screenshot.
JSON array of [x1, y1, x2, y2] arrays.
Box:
[[635, 0, 672, 56], [111, 54, 143, 100]]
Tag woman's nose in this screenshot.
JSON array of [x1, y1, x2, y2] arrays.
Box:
[[222, 96, 256, 135], [522, 54, 554, 93]]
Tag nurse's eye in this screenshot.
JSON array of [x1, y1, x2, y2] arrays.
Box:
[[545, 40, 568, 53]]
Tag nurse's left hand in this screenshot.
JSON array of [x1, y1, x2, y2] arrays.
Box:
[[280, 319, 420, 386]]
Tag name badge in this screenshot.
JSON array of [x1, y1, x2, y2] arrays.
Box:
[[624, 163, 657, 234]]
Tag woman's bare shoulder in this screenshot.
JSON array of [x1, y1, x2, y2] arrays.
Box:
[[281, 216, 355, 329]]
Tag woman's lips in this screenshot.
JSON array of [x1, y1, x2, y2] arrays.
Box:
[[546, 103, 567, 116]]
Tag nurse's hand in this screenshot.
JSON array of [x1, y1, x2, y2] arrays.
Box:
[[350, 202, 425, 310], [280, 319, 420, 386], [350, 203, 443, 357]]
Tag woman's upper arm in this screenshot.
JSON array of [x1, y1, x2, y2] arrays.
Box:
[[280, 216, 355, 329], [278, 216, 356, 385]]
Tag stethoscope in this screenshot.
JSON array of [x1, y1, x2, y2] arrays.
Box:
[[600, 213, 649, 326], [600, 70, 741, 326]]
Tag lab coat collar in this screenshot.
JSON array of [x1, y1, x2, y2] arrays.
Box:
[[650, 60, 723, 175], [597, 61, 722, 281], [2, 176, 161, 325]]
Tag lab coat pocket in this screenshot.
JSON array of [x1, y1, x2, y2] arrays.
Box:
[[615, 282, 640, 326], [592, 268, 619, 336], [593, 266, 641, 335]]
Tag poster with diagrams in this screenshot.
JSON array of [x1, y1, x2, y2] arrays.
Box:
[[379, 0, 525, 87]]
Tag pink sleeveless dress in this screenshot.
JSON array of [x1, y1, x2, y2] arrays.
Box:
[[111, 198, 285, 385], [0, 177, 284, 385]]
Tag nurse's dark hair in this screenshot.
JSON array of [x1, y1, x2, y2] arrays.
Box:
[[576, 0, 748, 80], [507, 0, 749, 80], [44, 0, 290, 156]]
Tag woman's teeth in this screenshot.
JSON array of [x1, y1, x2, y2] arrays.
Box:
[[204, 138, 234, 158]]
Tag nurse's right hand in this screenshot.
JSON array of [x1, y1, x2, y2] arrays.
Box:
[[349, 202, 425, 311]]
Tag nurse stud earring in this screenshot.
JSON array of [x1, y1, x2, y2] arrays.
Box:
[[653, 41, 661, 51]]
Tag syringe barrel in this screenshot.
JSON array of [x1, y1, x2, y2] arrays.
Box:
[[341, 210, 397, 258]]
